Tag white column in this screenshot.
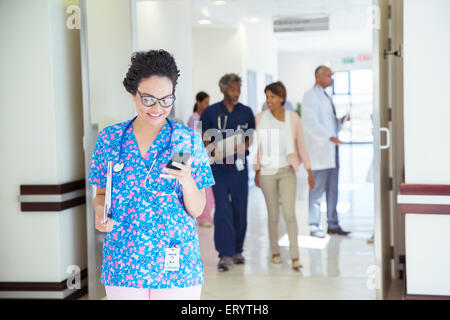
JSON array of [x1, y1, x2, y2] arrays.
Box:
[[403, 0, 450, 184], [0, 0, 86, 289]]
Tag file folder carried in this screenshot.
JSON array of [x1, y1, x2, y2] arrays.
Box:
[[103, 161, 113, 224]]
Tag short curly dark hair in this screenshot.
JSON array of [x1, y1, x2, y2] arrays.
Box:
[[123, 49, 180, 95]]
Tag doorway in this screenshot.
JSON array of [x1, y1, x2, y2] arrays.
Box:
[[78, 0, 404, 300]]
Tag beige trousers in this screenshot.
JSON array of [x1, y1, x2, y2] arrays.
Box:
[[259, 166, 299, 259]]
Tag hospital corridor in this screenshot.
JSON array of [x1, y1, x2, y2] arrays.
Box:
[[198, 144, 385, 300], [1, 0, 450, 304]]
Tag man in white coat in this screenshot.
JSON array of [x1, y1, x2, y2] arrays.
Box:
[[302, 66, 351, 238]]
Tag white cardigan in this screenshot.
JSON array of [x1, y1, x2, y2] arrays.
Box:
[[254, 110, 312, 174]]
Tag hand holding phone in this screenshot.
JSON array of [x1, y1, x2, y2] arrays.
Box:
[[163, 153, 194, 185], [166, 152, 191, 170]]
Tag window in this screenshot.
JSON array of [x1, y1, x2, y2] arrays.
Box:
[[332, 69, 373, 143], [247, 70, 257, 113]]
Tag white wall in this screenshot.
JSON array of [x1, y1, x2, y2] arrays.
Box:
[[192, 19, 277, 114], [403, 0, 450, 184], [278, 52, 326, 108], [49, 0, 87, 282], [87, 0, 135, 131], [241, 19, 278, 113], [192, 27, 243, 105], [0, 0, 59, 282], [0, 0, 85, 282], [405, 214, 450, 295], [135, 0, 194, 124]]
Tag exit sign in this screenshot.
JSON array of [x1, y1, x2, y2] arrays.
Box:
[[358, 54, 372, 62], [342, 57, 355, 64]]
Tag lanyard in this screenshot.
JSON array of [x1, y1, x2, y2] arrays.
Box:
[[218, 114, 228, 130], [218, 103, 242, 131]]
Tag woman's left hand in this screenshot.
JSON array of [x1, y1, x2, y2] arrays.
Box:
[[163, 156, 195, 186], [163, 156, 206, 217]]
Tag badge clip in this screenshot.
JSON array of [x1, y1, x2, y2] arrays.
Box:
[[114, 162, 124, 172]]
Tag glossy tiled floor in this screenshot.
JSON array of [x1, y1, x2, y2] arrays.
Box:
[[82, 144, 397, 300], [198, 144, 378, 300]]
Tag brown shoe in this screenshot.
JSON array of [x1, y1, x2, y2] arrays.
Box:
[[292, 258, 303, 271], [327, 226, 351, 236], [233, 253, 245, 265], [272, 254, 281, 264]]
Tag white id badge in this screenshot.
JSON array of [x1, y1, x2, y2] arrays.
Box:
[[236, 158, 245, 171], [164, 247, 180, 271]]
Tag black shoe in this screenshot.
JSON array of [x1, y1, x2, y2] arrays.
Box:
[[327, 226, 351, 236], [218, 257, 233, 272], [233, 253, 245, 265], [310, 230, 326, 238]]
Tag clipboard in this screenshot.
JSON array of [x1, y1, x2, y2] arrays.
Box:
[[103, 161, 112, 224], [215, 133, 243, 158], [342, 111, 351, 122]]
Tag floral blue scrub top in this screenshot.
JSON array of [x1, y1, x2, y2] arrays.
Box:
[[88, 116, 215, 289]]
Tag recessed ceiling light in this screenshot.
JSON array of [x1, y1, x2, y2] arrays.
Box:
[[213, 0, 227, 5], [248, 17, 260, 23], [201, 6, 210, 17], [198, 19, 212, 25]]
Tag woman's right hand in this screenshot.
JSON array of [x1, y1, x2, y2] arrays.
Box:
[[254, 170, 260, 188], [93, 187, 115, 233], [94, 204, 115, 232], [307, 169, 315, 190]]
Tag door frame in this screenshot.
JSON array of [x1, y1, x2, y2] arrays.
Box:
[[372, 0, 393, 300], [79, 0, 106, 300], [389, 0, 406, 283]]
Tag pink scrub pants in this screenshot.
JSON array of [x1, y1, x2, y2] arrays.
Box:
[[196, 186, 215, 224], [105, 285, 202, 300]]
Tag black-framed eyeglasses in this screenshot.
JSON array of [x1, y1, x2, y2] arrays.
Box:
[[136, 89, 176, 108]]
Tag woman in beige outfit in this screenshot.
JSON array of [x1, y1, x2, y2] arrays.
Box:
[[254, 81, 315, 271]]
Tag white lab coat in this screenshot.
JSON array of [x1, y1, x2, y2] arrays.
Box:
[[301, 85, 342, 171]]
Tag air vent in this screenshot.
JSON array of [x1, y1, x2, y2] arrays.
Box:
[[273, 16, 329, 33]]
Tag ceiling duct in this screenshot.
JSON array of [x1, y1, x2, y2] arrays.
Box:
[[273, 16, 329, 33]]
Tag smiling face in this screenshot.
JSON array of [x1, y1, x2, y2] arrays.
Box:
[[265, 90, 284, 111], [131, 75, 174, 126]]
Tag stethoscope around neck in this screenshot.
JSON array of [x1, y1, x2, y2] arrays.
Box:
[[113, 116, 177, 195], [218, 103, 242, 131]]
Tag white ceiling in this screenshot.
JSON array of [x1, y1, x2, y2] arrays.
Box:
[[192, 0, 372, 53]]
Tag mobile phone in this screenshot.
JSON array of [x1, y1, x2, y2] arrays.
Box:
[[166, 152, 191, 170]]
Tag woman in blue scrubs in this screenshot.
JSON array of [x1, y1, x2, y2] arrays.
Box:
[[88, 50, 215, 300]]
